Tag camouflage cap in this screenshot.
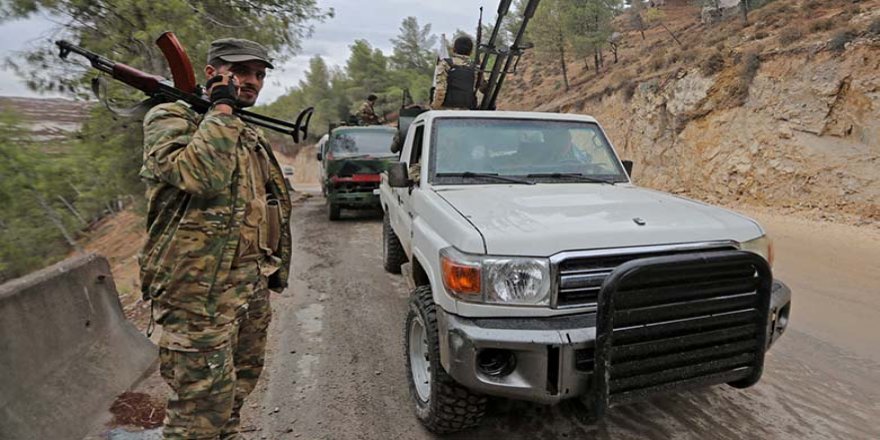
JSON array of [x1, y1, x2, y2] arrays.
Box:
[[207, 38, 274, 68]]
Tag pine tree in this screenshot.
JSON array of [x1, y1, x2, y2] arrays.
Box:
[[390, 17, 437, 75]]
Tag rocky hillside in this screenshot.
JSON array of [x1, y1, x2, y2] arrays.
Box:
[[501, 0, 880, 226]]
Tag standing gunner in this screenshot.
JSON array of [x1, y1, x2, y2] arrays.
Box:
[[430, 35, 485, 110], [139, 38, 292, 439]]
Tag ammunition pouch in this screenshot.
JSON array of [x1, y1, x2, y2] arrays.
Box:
[[266, 198, 281, 255]]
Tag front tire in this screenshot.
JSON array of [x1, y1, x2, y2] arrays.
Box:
[[328, 201, 341, 220], [405, 286, 487, 434], [383, 212, 406, 273]]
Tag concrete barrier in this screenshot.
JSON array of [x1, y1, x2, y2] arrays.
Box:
[[0, 253, 157, 440]]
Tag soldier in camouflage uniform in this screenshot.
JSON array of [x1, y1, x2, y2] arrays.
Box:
[[139, 38, 292, 440], [431, 36, 485, 110], [357, 94, 382, 125]]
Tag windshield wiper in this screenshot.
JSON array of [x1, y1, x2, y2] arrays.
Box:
[[436, 172, 535, 185], [526, 172, 616, 185]]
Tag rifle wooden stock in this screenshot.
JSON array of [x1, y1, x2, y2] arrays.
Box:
[[155, 32, 198, 93]]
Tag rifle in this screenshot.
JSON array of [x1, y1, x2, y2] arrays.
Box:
[[479, 0, 540, 110], [474, 7, 484, 75], [55, 32, 313, 143]]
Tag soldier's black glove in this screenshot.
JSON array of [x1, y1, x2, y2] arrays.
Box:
[[206, 73, 238, 107]]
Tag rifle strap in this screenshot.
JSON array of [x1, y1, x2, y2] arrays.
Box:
[[91, 76, 161, 118], [145, 299, 156, 338]]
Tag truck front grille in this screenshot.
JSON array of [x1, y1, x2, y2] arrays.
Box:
[[555, 245, 736, 309], [592, 251, 772, 412]]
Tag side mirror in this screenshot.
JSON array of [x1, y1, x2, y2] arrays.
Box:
[[316, 151, 323, 161], [388, 162, 410, 188], [622, 160, 634, 178]]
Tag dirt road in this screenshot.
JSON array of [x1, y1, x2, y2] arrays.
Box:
[[242, 193, 879, 439]]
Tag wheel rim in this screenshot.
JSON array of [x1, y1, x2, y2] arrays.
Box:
[[408, 313, 431, 402]]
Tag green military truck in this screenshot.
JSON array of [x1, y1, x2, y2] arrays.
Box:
[[318, 125, 398, 220]]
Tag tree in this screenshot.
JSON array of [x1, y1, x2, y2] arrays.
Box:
[[346, 40, 391, 104], [390, 17, 437, 75], [644, 7, 683, 47], [628, 0, 648, 40], [531, 0, 571, 90], [566, 0, 620, 74]]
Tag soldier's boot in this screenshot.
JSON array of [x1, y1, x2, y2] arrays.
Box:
[[160, 345, 236, 440], [220, 289, 272, 439]]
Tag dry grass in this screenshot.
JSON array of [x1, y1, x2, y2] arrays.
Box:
[[809, 18, 836, 32], [778, 26, 804, 46], [701, 50, 725, 76]]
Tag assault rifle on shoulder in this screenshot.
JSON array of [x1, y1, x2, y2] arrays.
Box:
[[55, 33, 313, 143]]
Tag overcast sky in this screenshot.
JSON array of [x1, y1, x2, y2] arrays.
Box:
[[0, 0, 499, 104]]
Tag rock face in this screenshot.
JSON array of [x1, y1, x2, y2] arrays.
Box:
[[701, 0, 742, 24], [526, 43, 880, 225]]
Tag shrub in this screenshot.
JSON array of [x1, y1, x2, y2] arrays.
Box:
[[701, 50, 725, 76], [829, 29, 857, 52], [869, 18, 880, 36], [809, 18, 835, 33], [754, 31, 770, 40], [803, 0, 822, 10], [778, 27, 803, 46], [623, 80, 638, 102], [730, 51, 761, 105], [682, 49, 699, 65], [649, 51, 667, 71]]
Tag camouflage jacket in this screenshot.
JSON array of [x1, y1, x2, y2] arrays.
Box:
[[139, 101, 292, 318], [357, 101, 381, 125]]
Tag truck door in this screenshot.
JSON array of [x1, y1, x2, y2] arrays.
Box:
[[393, 122, 424, 251]]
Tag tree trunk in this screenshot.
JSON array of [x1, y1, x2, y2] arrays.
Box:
[[559, 45, 569, 91], [740, 0, 750, 25], [57, 195, 87, 225], [593, 48, 600, 75], [34, 191, 82, 253], [661, 22, 683, 47]]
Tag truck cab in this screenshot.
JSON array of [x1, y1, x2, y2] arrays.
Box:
[[379, 110, 792, 433], [318, 125, 397, 220]]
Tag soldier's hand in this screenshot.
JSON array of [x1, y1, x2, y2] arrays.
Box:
[[206, 73, 238, 109]]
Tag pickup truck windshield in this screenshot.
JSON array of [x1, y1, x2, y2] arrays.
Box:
[[328, 127, 396, 158], [430, 118, 628, 184]]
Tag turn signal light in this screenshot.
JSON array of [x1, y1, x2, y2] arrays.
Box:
[[441, 255, 481, 295]]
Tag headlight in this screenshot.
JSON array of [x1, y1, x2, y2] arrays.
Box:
[[740, 235, 774, 267], [440, 248, 551, 306]]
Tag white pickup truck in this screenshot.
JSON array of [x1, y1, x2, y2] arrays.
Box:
[[379, 110, 792, 434]]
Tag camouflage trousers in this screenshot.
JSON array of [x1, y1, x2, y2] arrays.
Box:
[[158, 287, 272, 440]]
